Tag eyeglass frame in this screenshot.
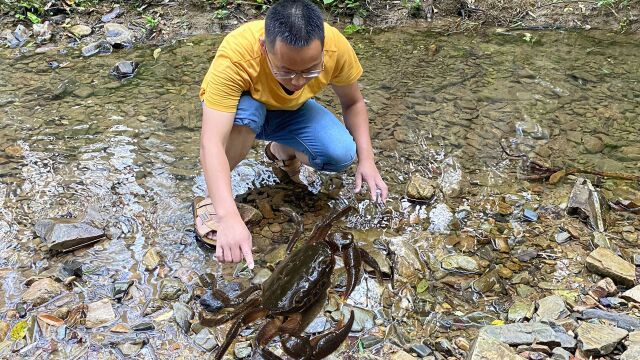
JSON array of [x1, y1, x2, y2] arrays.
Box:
[[264, 49, 325, 80]]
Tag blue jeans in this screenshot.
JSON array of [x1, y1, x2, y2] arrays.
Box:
[[234, 94, 356, 172]]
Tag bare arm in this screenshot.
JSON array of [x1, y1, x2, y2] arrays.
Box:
[[332, 83, 388, 202], [200, 105, 253, 267]]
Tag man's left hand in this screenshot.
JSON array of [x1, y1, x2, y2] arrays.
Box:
[[354, 160, 388, 203]]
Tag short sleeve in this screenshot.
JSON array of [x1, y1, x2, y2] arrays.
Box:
[[199, 49, 251, 113], [329, 31, 363, 86]]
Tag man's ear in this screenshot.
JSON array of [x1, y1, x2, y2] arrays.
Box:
[[259, 37, 266, 52]]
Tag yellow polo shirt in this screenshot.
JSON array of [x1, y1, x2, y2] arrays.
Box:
[[199, 20, 363, 112]]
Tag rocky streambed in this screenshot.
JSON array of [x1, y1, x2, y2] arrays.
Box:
[[1, 15, 640, 360]]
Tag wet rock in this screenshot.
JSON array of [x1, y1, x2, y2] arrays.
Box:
[[589, 278, 617, 299], [86, 299, 116, 328], [304, 316, 329, 333], [621, 344, 640, 360], [522, 209, 538, 222], [110, 324, 131, 333], [479, 323, 576, 348], [566, 177, 607, 231], [234, 340, 252, 358], [556, 231, 571, 244], [0, 321, 9, 340], [173, 302, 193, 334], [576, 322, 628, 356], [581, 309, 640, 331], [104, 23, 133, 48], [3, 25, 31, 47], [551, 347, 571, 360], [112, 280, 133, 302], [117, 340, 145, 357], [199, 290, 225, 313], [110, 61, 139, 80], [194, 328, 217, 351], [101, 6, 121, 22], [21, 278, 65, 306], [508, 299, 535, 322], [440, 255, 481, 274], [70, 25, 92, 37], [35, 217, 105, 253], [159, 278, 186, 301], [33, 21, 53, 43], [198, 273, 217, 289], [591, 231, 613, 250], [255, 199, 274, 219], [410, 343, 432, 357], [391, 350, 415, 360], [406, 174, 437, 201], [142, 248, 161, 271], [388, 236, 427, 282], [342, 305, 375, 332], [468, 332, 521, 360], [361, 335, 383, 349], [534, 295, 569, 321], [251, 268, 271, 285], [61, 260, 84, 278], [622, 285, 640, 303], [238, 203, 263, 224], [264, 244, 287, 264], [617, 146, 640, 162], [81, 40, 113, 57], [73, 86, 94, 99], [586, 247, 635, 287], [132, 322, 154, 331], [583, 136, 605, 154]]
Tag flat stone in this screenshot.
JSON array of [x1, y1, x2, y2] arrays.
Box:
[[86, 299, 116, 328], [142, 248, 161, 271], [234, 341, 252, 358], [406, 174, 437, 201], [577, 322, 628, 356], [621, 344, 640, 360], [173, 302, 193, 334], [110, 324, 131, 333], [535, 295, 569, 321], [69, 25, 92, 37], [35, 218, 105, 252], [361, 335, 383, 349], [159, 278, 186, 301], [342, 305, 375, 333], [583, 135, 605, 154], [581, 309, 640, 331], [194, 328, 217, 351], [479, 323, 576, 348], [104, 23, 133, 48], [250, 268, 271, 286], [622, 285, 640, 303], [508, 299, 535, 322], [551, 347, 571, 360], [468, 332, 521, 360], [21, 278, 66, 306], [440, 255, 481, 274], [391, 350, 415, 360], [0, 321, 9, 340], [586, 247, 636, 287]]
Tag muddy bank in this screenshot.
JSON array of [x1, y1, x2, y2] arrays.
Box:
[[1, 0, 639, 50]]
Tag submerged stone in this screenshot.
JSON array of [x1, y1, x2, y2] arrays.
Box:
[[86, 299, 116, 328], [81, 40, 112, 57], [35, 218, 105, 253], [21, 278, 65, 306], [110, 61, 139, 80], [468, 332, 521, 360]]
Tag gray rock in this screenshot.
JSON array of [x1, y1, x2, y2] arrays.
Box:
[[566, 177, 607, 231], [468, 332, 521, 360], [621, 344, 640, 360], [388, 236, 428, 282], [73, 86, 94, 99], [479, 323, 576, 348], [551, 347, 571, 360], [622, 285, 640, 303], [591, 232, 613, 250], [117, 340, 144, 357], [581, 309, 640, 331], [576, 322, 628, 356], [508, 299, 535, 322], [110, 61, 139, 80], [193, 328, 217, 351], [250, 268, 271, 286], [35, 218, 105, 252], [142, 248, 161, 271], [81, 40, 112, 57], [304, 316, 329, 334], [70, 25, 92, 37], [234, 341, 252, 358], [342, 305, 375, 332], [406, 174, 438, 201], [21, 278, 66, 306], [104, 23, 133, 48], [33, 21, 53, 43], [583, 135, 605, 154], [173, 302, 193, 334], [535, 295, 569, 321], [586, 247, 636, 287], [159, 278, 186, 301], [86, 299, 116, 328]]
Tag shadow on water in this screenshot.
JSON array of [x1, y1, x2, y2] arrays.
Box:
[[0, 28, 639, 357]]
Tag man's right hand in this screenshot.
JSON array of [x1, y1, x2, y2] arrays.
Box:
[[216, 213, 254, 269]]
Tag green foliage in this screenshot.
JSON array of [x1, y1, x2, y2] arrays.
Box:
[[317, 0, 365, 16], [343, 23, 363, 35], [144, 14, 160, 28], [522, 32, 538, 44], [213, 9, 230, 18]]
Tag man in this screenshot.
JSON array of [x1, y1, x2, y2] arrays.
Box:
[[195, 0, 387, 269]]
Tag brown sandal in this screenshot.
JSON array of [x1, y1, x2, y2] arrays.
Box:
[[193, 196, 218, 247], [264, 142, 307, 185]]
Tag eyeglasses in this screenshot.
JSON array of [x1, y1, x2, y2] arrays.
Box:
[[265, 51, 325, 80]]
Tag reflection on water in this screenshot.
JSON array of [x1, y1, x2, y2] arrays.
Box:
[[0, 28, 639, 357]]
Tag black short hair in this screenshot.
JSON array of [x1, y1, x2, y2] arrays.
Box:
[[265, 0, 324, 50]]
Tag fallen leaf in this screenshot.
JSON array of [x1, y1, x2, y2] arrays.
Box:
[[548, 169, 566, 185], [416, 279, 428, 293], [153, 47, 161, 60], [491, 319, 505, 325], [10, 320, 28, 341]]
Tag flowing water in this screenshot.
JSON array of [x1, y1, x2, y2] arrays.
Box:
[[0, 28, 639, 358]]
